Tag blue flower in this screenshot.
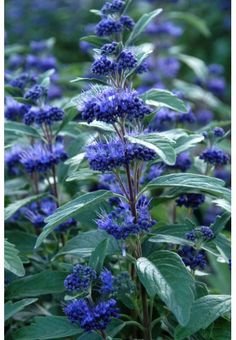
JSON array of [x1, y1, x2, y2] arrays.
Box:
[[117, 50, 137, 72], [146, 21, 183, 37], [196, 109, 213, 125], [178, 245, 207, 270], [213, 127, 225, 137], [64, 264, 96, 292], [120, 16, 135, 29], [5, 145, 23, 175], [5, 97, 30, 121], [200, 147, 230, 165], [97, 197, 156, 239], [24, 105, 64, 125], [96, 18, 123, 37], [99, 269, 114, 295], [82, 88, 151, 124], [172, 152, 192, 172], [19, 138, 67, 173], [101, 0, 125, 15], [24, 84, 47, 103], [64, 298, 119, 331], [91, 56, 116, 75], [157, 57, 180, 78], [207, 77, 225, 97], [20, 207, 45, 228], [30, 40, 48, 53], [214, 168, 231, 186], [185, 226, 214, 242], [176, 193, 205, 209], [101, 42, 118, 55], [86, 139, 156, 172], [208, 64, 224, 76]]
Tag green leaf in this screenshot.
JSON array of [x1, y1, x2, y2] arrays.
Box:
[[5, 298, 38, 321], [175, 295, 231, 339], [5, 231, 37, 254], [127, 133, 176, 165], [143, 173, 231, 202], [5, 121, 41, 138], [141, 89, 187, 113], [5, 85, 23, 97], [173, 80, 230, 117], [136, 251, 195, 326], [89, 239, 108, 272], [5, 194, 45, 221], [35, 190, 114, 248], [66, 168, 99, 182], [70, 77, 106, 84], [210, 212, 231, 235], [213, 198, 231, 213], [6, 270, 67, 299], [174, 134, 204, 154], [4, 240, 25, 277], [174, 53, 208, 81], [53, 230, 119, 260], [80, 35, 109, 47], [166, 12, 210, 37], [126, 8, 163, 45], [78, 121, 115, 133], [5, 178, 28, 196], [12, 316, 82, 339]]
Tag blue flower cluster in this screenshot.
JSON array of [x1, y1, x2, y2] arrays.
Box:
[[185, 226, 214, 242], [172, 152, 192, 172], [101, 0, 125, 14], [176, 193, 205, 209], [117, 50, 138, 71], [86, 140, 156, 172], [213, 127, 225, 137], [64, 264, 96, 292], [64, 298, 119, 331], [96, 18, 123, 37], [5, 97, 30, 121], [149, 107, 196, 132], [99, 269, 114, 295], [178, 245, 207, 270], [24, 105, 64, 125], [91, 56, 116, 75], [101, 42, 118, 55], [113, 272, 136, 295], [19, 137, 67, 173], [24, 84, 47, 103], [97, 197, 156, 239], [200, 147, 230, 165], [82, 88, 151, 124], [5, 145, 23, 175], [146, 21, 183, 37], [20, 197, 76, 232]]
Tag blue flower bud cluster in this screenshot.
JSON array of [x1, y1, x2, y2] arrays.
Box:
[[178, 245, 207, 270], [82, 88, 151, 124], [5, 97, 30, 121], [101, 42, 119, 55], [172, 152, 192, 172], [97, 197, 156, 239], [96, 18, 123, 37], [64, 264, 97, 292], [185, 226, 214, 242], [5, 145, 23, 175], [213, 127, 225, 137], [24, 105, 64, 125], [24, 84, 47, 103], [64, 264, 120, 332], [19, 138, 67, 173], [120, 15, 135, 29], [86, 139, 156, 172], [176, 193, 205, 209], [91, 56, 117, 75], [200, 147, 230, 165], [64, 298, 119, 331], [101, 0, 125, 14], [113, 272, 136, 295], [19, 197, 76, 231], [117, 50, 138, 71]]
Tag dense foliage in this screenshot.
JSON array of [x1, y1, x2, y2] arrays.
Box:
[[5, 0, 231, 339]]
